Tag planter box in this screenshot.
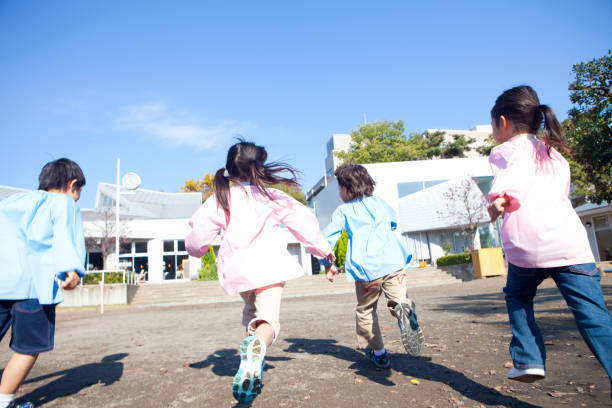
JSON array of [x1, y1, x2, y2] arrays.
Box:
[[471, 248, 506, 279], [59, 284, 139, 307]]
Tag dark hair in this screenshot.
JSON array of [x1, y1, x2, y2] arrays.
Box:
[[491, 85, 568, 155], [334, 164, 376, 201], [213, 140, 300, 219], [38, 158, 86, 191]]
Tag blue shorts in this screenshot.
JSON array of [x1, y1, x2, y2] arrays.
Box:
[[0, 299, 56, 355]]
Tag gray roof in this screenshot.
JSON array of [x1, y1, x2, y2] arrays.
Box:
[[398, 176, 490, 233], [95, 182, 202, 219], [0, 185, 30, 200], [574, 201, 611, 216]]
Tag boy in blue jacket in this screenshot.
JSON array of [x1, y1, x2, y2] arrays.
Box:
[[323, 164, 425, 368], [0, 158, 86, 408]]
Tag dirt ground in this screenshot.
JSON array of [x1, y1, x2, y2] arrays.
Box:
[[2, 275, 611, 408]]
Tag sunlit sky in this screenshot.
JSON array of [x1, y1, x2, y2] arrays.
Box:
[[1, 1, 610, 208]]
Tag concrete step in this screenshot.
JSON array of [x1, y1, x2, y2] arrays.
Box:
[[129, 267, 461, 306]]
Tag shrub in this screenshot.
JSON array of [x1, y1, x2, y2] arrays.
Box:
[[198, 246, 218, 281], [334, 231, 348, 270], [83, 272, 125, 285], [436, 252, 472, 267]]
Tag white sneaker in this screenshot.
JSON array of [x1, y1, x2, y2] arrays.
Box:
[[507, 366, 545, 383]]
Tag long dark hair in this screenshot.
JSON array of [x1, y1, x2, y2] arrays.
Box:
[[491, 85, 568, 155], [213, 140, 300, 219]]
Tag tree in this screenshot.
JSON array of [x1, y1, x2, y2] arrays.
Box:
[[181, 173, 307, 204], [84, 207, 131, 270], [182, 173, 215, 201], [333, 231, 348, 272], [198, 246, 218, 281], [475, 135, 497, 157], [564, 50, 612, 204], [335, 121, 478, 164], [436, 177, 490, 251]]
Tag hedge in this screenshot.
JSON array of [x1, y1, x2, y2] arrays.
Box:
[[436, 252, 472, 266]]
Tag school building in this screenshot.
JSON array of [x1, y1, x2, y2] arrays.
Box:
[[575, 201, 612, 263]]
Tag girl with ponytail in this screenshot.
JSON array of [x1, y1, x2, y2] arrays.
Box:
[[186, 140, 334, 403], [487, 86, 612, 391]]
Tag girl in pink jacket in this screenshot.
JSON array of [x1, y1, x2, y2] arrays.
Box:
[[186, 140, 334, 403], [488, 86, 612, 391]]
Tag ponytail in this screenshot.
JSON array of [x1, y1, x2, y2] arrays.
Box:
[[213, 167, 231, 219], [492, 85, 570, 157], [538, 104, 569, 155]]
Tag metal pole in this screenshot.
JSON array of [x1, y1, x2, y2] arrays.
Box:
[[116, 158, 124, 283]]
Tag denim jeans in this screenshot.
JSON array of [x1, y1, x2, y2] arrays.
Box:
[[504, 263, 612, 386]]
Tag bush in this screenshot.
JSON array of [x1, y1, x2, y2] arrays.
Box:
[[436, 252, 472, 266], [83, 272, 125, 285], [198, 246, 218, 281], [334, 231, 348, 269]]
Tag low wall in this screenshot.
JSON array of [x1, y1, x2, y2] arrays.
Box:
[[439, 263, 475, 281], [59, 284, 139, 307]]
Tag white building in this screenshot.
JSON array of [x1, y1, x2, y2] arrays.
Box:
[[575, 201, 612, 262], [307, 128, 501, 265]]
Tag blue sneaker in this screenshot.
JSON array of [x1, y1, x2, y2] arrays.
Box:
[[394, 301, 425, 356], [365, 348, 391, 368], [232, 336, 265, 403]]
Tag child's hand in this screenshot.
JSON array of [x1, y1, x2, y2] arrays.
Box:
[[325, 252, 336, 264], [325, 264, 338, 283], [60, 271, 80, 290], [488, 196, 508, 222]]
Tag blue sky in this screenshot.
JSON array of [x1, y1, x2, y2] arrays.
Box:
[[1, 1, 611, 208]]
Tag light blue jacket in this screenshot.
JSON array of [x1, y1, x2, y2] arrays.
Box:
[[0, 191, 86, 304], [322, 195, 411, 282]]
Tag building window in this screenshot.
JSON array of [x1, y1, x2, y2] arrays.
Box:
[[593, 215, 611, 261], [163, 239, 189, 280], [118, 240, 149, 281]]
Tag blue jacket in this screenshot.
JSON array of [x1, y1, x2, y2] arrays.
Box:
[[322, 195, 411, 282], [0, 191, 86, 304]]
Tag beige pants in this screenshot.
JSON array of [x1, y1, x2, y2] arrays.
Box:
[[354, 270, 412, 350], [240, 283, 284, 343]]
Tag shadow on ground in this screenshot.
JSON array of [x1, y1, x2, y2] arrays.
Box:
[[13, 353, 127, 406], [285, 338, 540, 408], [189, 348, 291, 377]]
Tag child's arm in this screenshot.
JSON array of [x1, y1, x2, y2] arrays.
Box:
[[325, 263, 338, 283], [50, 196, 86, 283], [185, 197, 225, 258], [271, 190, 334, 260], [488, 144, 533, 214]]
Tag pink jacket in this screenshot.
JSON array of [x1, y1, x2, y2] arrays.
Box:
[[185, 184, 332, 295], [488, 134, 594, 268]]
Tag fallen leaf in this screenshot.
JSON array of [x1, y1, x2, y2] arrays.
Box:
[[504, 361, 513, 368], [159, 369, 168, 375], [354, 378, 363, 384], [544, 340, 554, 345], [548, 392, 577, 398], [410, 379, 420, 385], [183, 363, 190, 367]]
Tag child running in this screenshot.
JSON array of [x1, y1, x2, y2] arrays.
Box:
[[322, 164, 425, 368], [0, 158, 87, 408], [185, 140, 334, 403], [487, 85, 612, 391]]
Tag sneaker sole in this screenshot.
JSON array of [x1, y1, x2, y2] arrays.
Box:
[[508, 373, 545, 383], [232, 337, 264, 403], [396, 302, 425, 356]]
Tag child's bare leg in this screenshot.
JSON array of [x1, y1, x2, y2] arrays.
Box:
[[0, 352, 38, 394], [253, 320, 275, 347]]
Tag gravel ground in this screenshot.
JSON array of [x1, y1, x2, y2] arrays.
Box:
[[2, 275, 611, 407]]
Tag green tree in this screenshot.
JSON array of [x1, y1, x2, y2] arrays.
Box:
[[564, 50, 612, 204], [475, 135, 497, 157], [333, 231, 348, 272], [335, 120, 422, 163], [198, 246, 218, 281], [335, 121, 477, 164]]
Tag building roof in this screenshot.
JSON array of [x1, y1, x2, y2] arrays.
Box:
[[94, 182, 202, 219], [0, 185, 30, 200], [574, 201, 611, 217], [398, 176, 490, 233]]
